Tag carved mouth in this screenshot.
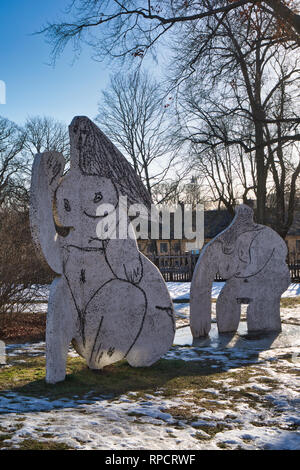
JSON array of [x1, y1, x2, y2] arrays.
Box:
[[83, 210, 109, 219], [88, 237, 104, 244]]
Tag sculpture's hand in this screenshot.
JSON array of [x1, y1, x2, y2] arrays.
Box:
[[123, 254, 143, 285], [104, 237, 144, 283], [30, 151, 65, 274]]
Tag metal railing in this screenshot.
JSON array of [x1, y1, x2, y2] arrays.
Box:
[[148, 253, 300, 283]]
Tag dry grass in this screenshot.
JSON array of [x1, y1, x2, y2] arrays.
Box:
[[280, 297, 300, 309]]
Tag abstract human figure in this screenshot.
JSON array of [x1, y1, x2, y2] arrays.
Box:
[[190, 205, 290, 337], [30, 116, 175, 384]]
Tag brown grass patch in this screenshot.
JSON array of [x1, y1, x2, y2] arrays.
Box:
[[0, 313, 46, 343]]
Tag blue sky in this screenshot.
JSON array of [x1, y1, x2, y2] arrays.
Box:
[[0, 0, 112, 126]]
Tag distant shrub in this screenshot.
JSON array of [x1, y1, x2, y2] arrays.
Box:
[[0, 209, 54, 314]]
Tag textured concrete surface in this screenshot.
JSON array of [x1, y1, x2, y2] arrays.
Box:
[[190, 205, 290, 337], [30, 116, 175, 384]]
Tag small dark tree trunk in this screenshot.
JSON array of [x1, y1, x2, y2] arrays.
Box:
[[254, 119, 267, 224]]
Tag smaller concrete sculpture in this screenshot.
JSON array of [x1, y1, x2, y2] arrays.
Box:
[[190, 204, 290, 337], [30, 116, 175, 384]]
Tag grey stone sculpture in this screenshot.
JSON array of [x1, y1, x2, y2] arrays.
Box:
[[30, 116, 175, 384], [190, 204, 290, 337]]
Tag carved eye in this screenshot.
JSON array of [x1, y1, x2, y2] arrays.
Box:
[[64, 199, 71, 212], [94, 192, 103, 203]]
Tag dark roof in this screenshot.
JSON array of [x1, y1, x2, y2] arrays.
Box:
[[169, 209, 233, 240], [156, 209, 233, 240], [142, 208, 234, 240], [204, 208, 300, 238], [204, 209, 233, 239], [139, 207, 300, 241]]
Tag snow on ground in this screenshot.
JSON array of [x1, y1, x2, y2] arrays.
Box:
[[24, 282, 300, 302], [18, 282, 300, 314], [1, 320, 299, 450], [0, 283, 299, 450], [0, 329, 299, 450], [168, 282, 300, 301], [174, 301, 300, 329], [0, 379, 298, 450], [170, 281, 300, 328]]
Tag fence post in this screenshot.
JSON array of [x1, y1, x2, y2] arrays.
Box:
[[188, 253, 192, 281]]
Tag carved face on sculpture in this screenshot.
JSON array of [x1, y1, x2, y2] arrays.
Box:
[[53, 175, 119, 247], [52, 116, 152, 247], [55, 175, 119, 225]]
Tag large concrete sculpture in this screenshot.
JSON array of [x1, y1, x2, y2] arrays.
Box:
[[30, 116, 175, 384], [190, 204, 290, 337]]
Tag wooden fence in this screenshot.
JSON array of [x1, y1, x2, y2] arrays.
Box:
[[148, 253, 300, 283], [290, 264, 300, 282]]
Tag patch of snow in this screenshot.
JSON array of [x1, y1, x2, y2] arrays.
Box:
[[1, 281, 299, 450], [167, 282, 300, 301]]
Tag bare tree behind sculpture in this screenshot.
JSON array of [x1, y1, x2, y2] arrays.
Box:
[[152, 175, 209, 208], [39, 1, 300, 222], [23, 116, 70, 164], [0, 116, 28, 209], [0, 116, 68, 317], [97, 71, 180, 202], [0, 209, 51, 315], [41, 0, 300, 65], [172, 6, 300, 234]]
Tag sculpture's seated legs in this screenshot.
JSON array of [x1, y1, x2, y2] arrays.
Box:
[[83, 279, 147, 370]]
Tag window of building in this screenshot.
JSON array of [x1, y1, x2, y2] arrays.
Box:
[[160, 242, 168, 253], [147, 243, 154, 253], [173, 242, 181, 253]]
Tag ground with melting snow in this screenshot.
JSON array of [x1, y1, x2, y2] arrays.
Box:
[[0, 283, 299, 450]]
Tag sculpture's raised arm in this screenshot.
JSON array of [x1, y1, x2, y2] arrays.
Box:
[[29, 151, 65, 274]]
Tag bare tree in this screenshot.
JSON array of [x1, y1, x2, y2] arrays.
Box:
[[1, 115, 70, 210], [0, 208, 52, 315], [0, 116, 67, 317], [41, 0, 300, 65], [152, 175, 208, 207], [173, 6, 299, 234], [0, 116, 27, 209], [264, 50, 300, 237], [23, 115, 69, 162], [189, 146, 255, 215], [97, 70, 181, 202]]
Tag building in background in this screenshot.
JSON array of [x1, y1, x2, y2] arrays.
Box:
[[137, 208, 300, 262], [137, 209, 233, 256]]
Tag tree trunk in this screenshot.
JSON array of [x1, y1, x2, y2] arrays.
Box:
[[254, 118, 267, 224]]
